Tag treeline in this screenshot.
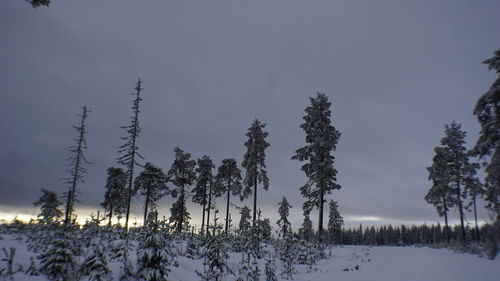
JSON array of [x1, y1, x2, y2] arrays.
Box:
[[32, 79, 343, 245]]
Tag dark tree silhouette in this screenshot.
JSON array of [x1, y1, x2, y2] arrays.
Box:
[[117, 78, 144, 230], [215, 158, 243, 235], [292, 93, 341, 242], [64, 106, 90, 225], [242, 119, 270, 226]]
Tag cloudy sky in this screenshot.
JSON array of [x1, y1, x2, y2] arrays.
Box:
[[1, 0, 499, 230]]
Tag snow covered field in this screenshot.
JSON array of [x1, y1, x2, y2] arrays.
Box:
[[1, 234, 498, 281]]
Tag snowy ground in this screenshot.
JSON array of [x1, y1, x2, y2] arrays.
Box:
[[1, 234, 498, 281]]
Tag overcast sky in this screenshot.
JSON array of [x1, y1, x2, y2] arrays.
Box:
[[1, 0, 499, 230]]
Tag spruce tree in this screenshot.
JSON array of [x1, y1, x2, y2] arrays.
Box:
[[276, 197, 292, 238], [192, 156, 215, 235], [134, 162, 169, 225], [136, 220, 176, 281], [299, 212, 314, 241], [101, 167, 127, 226], [425, 146, 454, 244], [64, 106, 90, 225], [34, 189, 62, 224], [196, 216, 231, 281], [38, 234, 77, 281], [168, 147, 196, 233], [239, 206, 251, 233], [83, 243, 112, 281], [327, 200, 343, 244], [117, 78, 144, 230], [215, 158, 243, 235], [242, 119, 270, 226], [292, 93, 341, 242], [470, 49, 500, 256]]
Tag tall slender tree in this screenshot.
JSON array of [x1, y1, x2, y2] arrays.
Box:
[[441, 121, 469, 241], [464, 161, 484, 241], [192, 156, 215, 235], [426, 146, 454, 244], [64, 106, 90, 225], [101, 167, 127, 226], [276, 197, 292, 238], [134, 162, 170, 224], [117, 78, 144, 230], [292, 93, 341, 242], [168, 147, 196, 233], [470, 49, 500, 256], [215, 158, 243, 235], [242, 119, 270, 226]]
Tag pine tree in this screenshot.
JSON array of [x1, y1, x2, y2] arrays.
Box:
[[117, 78, 144, 230], [192, 156, 215, 235], [292, 93, 342, 242], [64, 106, 90, 225], [470, 49, 500, 257], [33, 189, 62, 224], [215, 158, 243, 235], [464, 161, 484, 241], [168, 147, 196, 233], [38, 235, 77, 281], [196, 216, 231, 281], [239, 206, 251, 233], [276, 197, 292, 238], [327, 200, 343, 244], [242, 119, 270, 226], [426, 145, 455, 244], [134, 162, 169, 225], [83, 243, 112, 281], [101, 167, 128, 226], [136, 221, 176, 281], [440, 121, 469, 241], [298, 212, 314, 241], [279, 232, 297, 280]]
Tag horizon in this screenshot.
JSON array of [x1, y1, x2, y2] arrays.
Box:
[[1, 0, 499, 233]]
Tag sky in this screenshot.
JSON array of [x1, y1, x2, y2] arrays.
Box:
[[1, 0, 499, 230]]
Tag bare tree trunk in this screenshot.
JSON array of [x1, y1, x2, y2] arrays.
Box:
[[225, 174, 231, 235]]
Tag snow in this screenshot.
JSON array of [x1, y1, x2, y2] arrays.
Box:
[[1, 234, 499, 281]]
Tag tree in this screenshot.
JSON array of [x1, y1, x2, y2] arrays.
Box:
[[464, 162, 484, 241], [26, 0, 50, 8], [215, 158, 243, 235], [101, 167, 127, 226], [136, 220, 176, 281], [425, 146, 455, 244], [33, 189, 62, 224], [192, 156, 215, 235], [276, 197, 292, 238], [38, 235, 77, 281], [242, 119, 270, 226], [440, 121, 469, 241], [298, 212, 314, 241], [168, 147, 196, 233], [470, 49, 500, 256], [117, 78, 144, 230], [64, 106, 90, 225], [327, 200, 343, 244], [292, 93, 341, 242], [82, 243, 112, 281], [239, 206, 251, 232], [134, 162, 170, 225], [196, 219, 231, 281]]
